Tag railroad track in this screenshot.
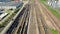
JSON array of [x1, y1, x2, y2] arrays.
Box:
[[27, 2, 40, 34], [4, 0, 60, 34], [35, 0, 60, 33], [34, 1, 52, 34], [13, 5, 29, 34], [39, 2, 60, 33], [35, 4, 49, 34], [5, 3, 30, 34], [27, 0, 52, 34]]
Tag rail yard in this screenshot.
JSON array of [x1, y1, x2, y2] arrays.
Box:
[[0, 0, 60, 34]]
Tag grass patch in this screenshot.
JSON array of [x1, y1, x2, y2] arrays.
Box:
[[39, 0, 60, 19], [5, 9, 15, 14], [50, 29, 58, 34], [44, 3, 60, 19], [40, 0, 46, 3], [40, 0, 45, 1], [23, 0, 27, 1]]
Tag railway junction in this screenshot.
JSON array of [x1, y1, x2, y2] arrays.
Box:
[[0, 0, 60, 34]]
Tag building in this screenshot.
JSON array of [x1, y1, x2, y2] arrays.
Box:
[[57, 0, 60, 7], [0, 1, 23, 9], [48, 0, 60, 8], [48, 0, 57, 8]]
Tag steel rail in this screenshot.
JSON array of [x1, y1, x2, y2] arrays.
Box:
[[0, 2, 28, 34]]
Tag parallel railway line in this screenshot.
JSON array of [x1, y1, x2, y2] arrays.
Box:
[[5, 3, 30, 34], [34, 1, 52, 34], [35, 5, 50, 34], [12, 5, 29, 34], [27, 2, 40, 34], [36, 0, 60, 33], [3, 0, 60, 34], [39, 2, 60, 33], [27, 0, 60, 34], [27, 0, 52, 34]]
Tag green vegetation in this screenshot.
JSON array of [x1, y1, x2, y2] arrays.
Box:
[[0, 4, 23, 26], [50, 29, 58, 34], [40, 0, 60, 19], [44, 3, 60, 19], [43, 3, 59, 34], [0, 9, 18, 26], [39, 0, 59, 34], [5, 9, 14, 14], [40, 0, 45, 2], [0, 9, 15, 26], [40, 0, 46, 3], [23, 0, 27, 1]]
